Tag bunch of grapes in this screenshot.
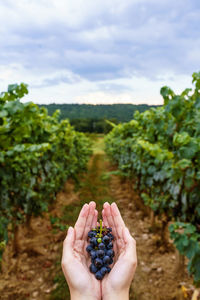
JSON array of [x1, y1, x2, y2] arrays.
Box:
[[86, 220, 115, 280]]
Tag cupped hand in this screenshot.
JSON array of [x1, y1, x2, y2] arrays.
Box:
[[102, 202, 137, 300], [61, 201, 101, 300]]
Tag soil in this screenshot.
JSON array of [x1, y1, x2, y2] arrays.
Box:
[[0, 137, 199, 300]]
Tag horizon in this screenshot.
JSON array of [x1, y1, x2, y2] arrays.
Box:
[[37, 102, 160, 106]]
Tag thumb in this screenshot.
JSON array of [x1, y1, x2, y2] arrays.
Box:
[[123, 227, 137, 267], [62, 226, 75, 263], [66, 226, 75, 246]]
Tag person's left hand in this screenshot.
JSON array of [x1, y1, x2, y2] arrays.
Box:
[[61, 201, 101, 300]]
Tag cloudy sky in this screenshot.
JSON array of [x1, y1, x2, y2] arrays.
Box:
[[0, 0, 199, 105]]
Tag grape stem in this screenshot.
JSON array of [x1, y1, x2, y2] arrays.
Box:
[[99, 219, 103, 237]]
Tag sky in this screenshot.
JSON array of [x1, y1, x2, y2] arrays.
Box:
[[0, 0, 200, 105]]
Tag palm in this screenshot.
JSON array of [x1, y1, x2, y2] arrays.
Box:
[[72, 236, 101, 295], [102, 242, 126, 289]]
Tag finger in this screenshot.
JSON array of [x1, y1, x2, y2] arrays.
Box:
[[102, 209, 109, 227], [83, 201, 96, 240], [85, 209, 98, 260], [123, 227, 137, 266], [103, 205, 119, 254], [91, 209, 98, 228], [84, 206, 98, 259], [103, 202, 117, 239], [62, 226, 75, 265], [74, 203, 89, 240], [111, 202, 126, 239]]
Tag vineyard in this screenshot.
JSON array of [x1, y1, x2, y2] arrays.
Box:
[[105, 72, 200, 287], [0, 84, 92, 262], [0, 74, 200, 299]]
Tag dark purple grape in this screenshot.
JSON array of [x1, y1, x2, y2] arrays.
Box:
[[96, 250, 105, 258], [106, 266, 111, 273], [98, 243, 106, 250], [91, 257, 95, 264], [100, 266, 107, 276], [107, 249, 114, 257], [108, 227, 112, 232], [90, 263, 98, 274], [86, 244, 93, 253], [90, 250, 97, 260], [88, 231, 96, 238], [95, 271, 103, 280], [109, 257, 113, 265], [107, 233, 114, 240], [90, 237, 98, 246], [102, 235, 110, 244], [103, 255, 110, 264], [107, 242, 113, 249], [94, 258, 103, 268]]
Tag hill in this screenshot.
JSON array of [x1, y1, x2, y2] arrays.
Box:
[[39, 103, 161, 133], [39, 103, 159, 122]]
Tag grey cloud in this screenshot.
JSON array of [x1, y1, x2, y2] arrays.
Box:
[[31, 71, 81, 88], [0, 0, 200, 84]]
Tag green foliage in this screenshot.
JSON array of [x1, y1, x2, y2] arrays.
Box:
[[70, 118, 118, 133], [49, 216, 69, 232], [38, 103, 160, 133], [169, 223, 200, 285], [105, 71, 200, 284], [39, 103, 159, 122], [0, 83, 92, 259]]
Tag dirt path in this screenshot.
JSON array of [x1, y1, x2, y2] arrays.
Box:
[[0, 179, 79, 300], [0, 137, 194, 300]]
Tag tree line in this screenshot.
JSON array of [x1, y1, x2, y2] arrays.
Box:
[[39, 103, 160, 133]]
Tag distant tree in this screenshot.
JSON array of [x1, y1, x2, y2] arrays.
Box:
[[38, 103, 161, 133]]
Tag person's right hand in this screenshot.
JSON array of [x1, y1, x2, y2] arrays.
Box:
[[101, 202, 137, 300]]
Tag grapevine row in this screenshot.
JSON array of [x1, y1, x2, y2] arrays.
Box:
[[105, 72, 200, 285], [0, 83, 92, 261]]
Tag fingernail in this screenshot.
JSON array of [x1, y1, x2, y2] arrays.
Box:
[[83, 203, 88, 210], [67, 226, 73, 234], [89, 201, 96, 210]]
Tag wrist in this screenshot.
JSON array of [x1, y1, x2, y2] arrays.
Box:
[[70, 290, 99, 300], [103, 289, 129, 300]]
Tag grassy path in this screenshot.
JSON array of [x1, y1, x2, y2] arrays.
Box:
[[79, 137, 114, 209]]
